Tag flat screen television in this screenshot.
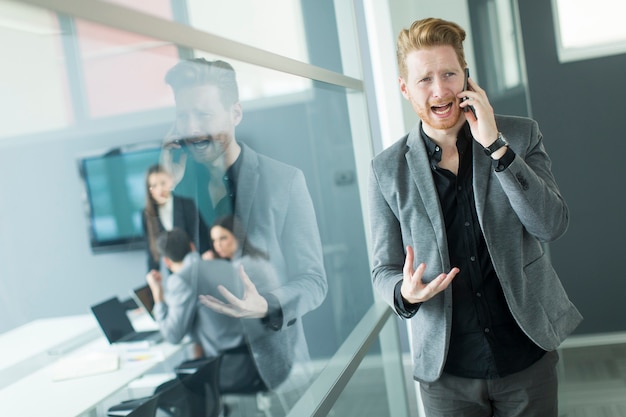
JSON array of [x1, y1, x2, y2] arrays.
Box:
[[77, 142, 162, 253]]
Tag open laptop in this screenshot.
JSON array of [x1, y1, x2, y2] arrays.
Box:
[[130, 284, 155, 319], [90, 296, 162, 345]]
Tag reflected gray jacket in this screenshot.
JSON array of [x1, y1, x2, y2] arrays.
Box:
[[368, 115, 582, 383], [158, 143, 327, 391], [154, 252, 300, 390]]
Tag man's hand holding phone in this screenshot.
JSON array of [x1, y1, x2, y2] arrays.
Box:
[[461, 68, 477, 119], [458, 69, 499, 150]]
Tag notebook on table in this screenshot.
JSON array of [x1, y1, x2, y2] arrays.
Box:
[[90, 296, 162, 345]]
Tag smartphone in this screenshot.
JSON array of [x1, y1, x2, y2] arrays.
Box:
[[462, 68, 477, 118]]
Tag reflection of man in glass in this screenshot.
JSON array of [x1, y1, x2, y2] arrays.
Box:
[[159, 58, 327, 394]]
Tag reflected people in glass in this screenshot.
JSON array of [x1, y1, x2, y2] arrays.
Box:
[[149, 58, 327, 414]]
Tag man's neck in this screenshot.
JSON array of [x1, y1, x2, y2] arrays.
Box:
[[169, 262, 183, 274], [422, 118, 466, 148], [224, 140, 241, 168], [205, 140, 241, 172]]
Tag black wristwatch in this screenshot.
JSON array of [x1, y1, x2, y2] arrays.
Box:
[[483, 132, 508, 156]]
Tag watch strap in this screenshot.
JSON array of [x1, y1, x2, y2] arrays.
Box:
[[484, 133, 508, 156]]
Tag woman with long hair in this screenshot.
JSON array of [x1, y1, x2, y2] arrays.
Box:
[[208, 214, 268, 261], [142, 164, 208, 276]]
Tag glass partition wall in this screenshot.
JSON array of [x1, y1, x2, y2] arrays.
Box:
[[0, 0, 408, 415]]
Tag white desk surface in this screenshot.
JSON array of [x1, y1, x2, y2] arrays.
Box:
[[0, 315, 100, 388], [0, 336, 188, 417]]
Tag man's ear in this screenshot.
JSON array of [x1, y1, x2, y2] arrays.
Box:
[[189, 242, 196, 252], [231, 102, 243, 126], [163, 256, 173, 269], [399, 76, 410, 100]]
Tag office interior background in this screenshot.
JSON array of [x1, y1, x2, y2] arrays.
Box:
[[1, 0, 625, 416]]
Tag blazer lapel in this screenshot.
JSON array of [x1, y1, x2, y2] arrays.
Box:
[[472, 140, 492, 224], [234, 143, 259, 245], [405, 125, 447, 254]]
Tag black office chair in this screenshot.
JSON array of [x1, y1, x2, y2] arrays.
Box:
[[106, 357, 220, 417], [107, 394, 159, 417], [154, 356, 222, 417]]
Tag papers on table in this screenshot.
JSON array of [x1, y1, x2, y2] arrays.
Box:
[[51, 351, 119, 381]]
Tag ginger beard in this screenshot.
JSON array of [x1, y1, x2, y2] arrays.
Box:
[[414, 95, 463, 131]]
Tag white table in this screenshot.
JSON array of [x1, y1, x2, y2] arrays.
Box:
[[0, 336, 189, 417], [0, 315, 100, 389]]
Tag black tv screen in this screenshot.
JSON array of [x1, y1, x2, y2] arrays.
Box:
[[78, 143, 162, 253]]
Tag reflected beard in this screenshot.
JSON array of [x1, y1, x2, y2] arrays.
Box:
[[187, 138, 222, 162]]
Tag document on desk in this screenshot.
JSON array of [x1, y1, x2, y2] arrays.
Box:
[[121, 346, 165, 364], [51, 351, 119, 381]]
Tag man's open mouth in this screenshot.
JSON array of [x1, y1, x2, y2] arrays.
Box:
[[431, 103, 453, 115], [186, 139, 212, 150]]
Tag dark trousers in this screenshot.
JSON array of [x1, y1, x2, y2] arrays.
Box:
[[419, 350, 559, 417]]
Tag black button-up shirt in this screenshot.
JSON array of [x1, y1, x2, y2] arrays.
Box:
[[396, 124, 544, 379], [175, 146, 242, 228]]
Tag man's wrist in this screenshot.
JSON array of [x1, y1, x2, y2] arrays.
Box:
[[394, 281, 420, 318], [483, 132, 508, 157], [260, 293, 283, 330], [153, 291, 163, 303], [494, 147, 515, 171], [490, 146, 508, 160]]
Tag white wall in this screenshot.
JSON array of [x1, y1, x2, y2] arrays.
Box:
[[0, 127, 161, 334]]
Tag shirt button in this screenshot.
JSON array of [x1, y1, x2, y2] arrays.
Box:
[[476, 292, 482, 297], [484, 328, 490, 333], [470, 256, 476, 261], [464, 221, 470, 227], [435, 146, 440, 152], [457, 186, 462, 191]]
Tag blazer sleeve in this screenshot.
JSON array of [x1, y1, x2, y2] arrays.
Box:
[[152, 265, 197, 344], [495, 118, 569, 242], [269, 170, 328, 328], [368, 160, 406, 311]]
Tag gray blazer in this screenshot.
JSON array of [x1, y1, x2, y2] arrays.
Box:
[[233, 143, 328, 390], [368, 115, 582, 383], [234, 143, 327, 326], [154, 252, 307, 390], [157, 143, 327, 390]]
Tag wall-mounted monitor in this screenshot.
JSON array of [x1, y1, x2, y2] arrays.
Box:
[[77, 142, 162, 253]]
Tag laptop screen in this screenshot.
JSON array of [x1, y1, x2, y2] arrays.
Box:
[[132, 285, 155, 318], [90, 297, 135, 343]]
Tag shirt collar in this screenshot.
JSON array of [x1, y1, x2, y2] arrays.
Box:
[[225, 144, 243, 184], [419, 122, 473, 164]]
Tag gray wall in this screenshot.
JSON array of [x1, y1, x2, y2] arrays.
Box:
[[0, 124, 162, 333], [518, 0, 626, 334]]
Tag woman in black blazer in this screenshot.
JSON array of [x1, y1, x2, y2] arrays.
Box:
[[142, 164, 208, 274]]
